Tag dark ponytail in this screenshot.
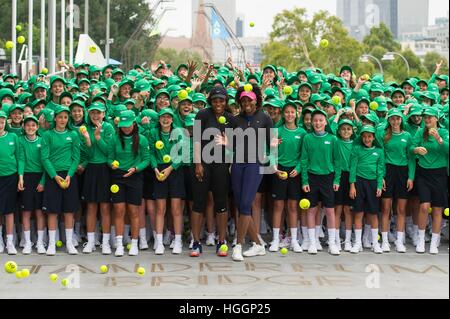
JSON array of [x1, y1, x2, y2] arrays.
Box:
[[119, 123, 140, 158]]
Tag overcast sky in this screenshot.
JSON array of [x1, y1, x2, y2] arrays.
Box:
[[157, 0, 449, 38]]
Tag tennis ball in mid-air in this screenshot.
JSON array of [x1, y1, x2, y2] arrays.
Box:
[[50, 274, 58, 282], [16, 25, 22, 32], [16, 271, 23, 279], [332, 96, 341, 105], [244, 83, 253, 92], [17, 36, 25, 44], [320, 39, 329, 48], [299, 199, 310, 209], [110, 184, 119, 194], [5, 41, 14, 50], [250, 22, 255, 28], [41, 68, 48, 75], [163, 155, 171, 163], [20, 269, 30, 278], [155, 141, 164, 150], [178, 90, 188, 100], [89, 46, 97, 53], [61, 278, 69, 287]]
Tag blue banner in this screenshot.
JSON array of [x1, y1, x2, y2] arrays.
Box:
[[211, 9, 229, 40]]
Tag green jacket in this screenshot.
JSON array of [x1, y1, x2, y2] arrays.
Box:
[[107, 133, 151, 172], [349, 144, 385, 190], [148, 126, 187, 170], [412, 127, 449, 169], [0, 132, 19, 177]]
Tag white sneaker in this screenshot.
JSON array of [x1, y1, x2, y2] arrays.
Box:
[[243, 242, 266, 257], [128, 244, 139, 256], [22, 242, 32, 255], [163, 230, 173, 246], [102, 242, 112, 255], [172, 240, 182, 254], [429, 243, 439, 254], [155, 242, 165, 255], [416, 240, 425, 253], [36, 242, 46, 254], [19, 236, 26, 248], [308, 243, 318, 255], [257, 234, 267, 248], [232, 244, 244, 261], [139, 238, 149, 250], [291, 240, 303, 253], [372, 243, 383, 254], [189, 238, 194, 249], [66, 243, 78, 255], [381, 241, 391, 252], [301, 238, 310, 251], [206, 233, 216, 246], [115, 245, 124, 257], [350, 242, 363, 254], [72, 235, 79, 248], [344, 241, 352, 252], [328, 243, 340, 255], [280, 235, 291, 248], [269, 239, 280, 252], [7, 243, 17, 255], [170, 239, 175, 249], [362, 237, 372, 249], [46, 243, 56, 256], [316, 241, 323, 251], [82, 242, 96, 254], [395, 240, 406, 253]]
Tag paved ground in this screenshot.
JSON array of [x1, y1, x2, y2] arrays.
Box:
[[1, 242, 448, 299]]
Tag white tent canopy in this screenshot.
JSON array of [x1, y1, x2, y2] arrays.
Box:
[[74, 34, 106, 67]]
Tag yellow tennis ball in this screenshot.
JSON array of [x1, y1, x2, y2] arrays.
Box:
[[283, 86, 293, 96], [16, 271, 23, 279], [5, 41, 14, 50], [444, 208, 449, 217], [17, 36, 25, 44], [320, 39, 329, 48], [244, 83, 253, 92], [16, 25, 22, 32], [332, 96, 341, 105], [41, 68, 48, 75], [155, 140, 164, 150], [220, 244, 229, 252], [79, 125, 87, 133], [299, 198, 310, 210], [100, 265, 108, 274], [369, 101, 379, 111], [110, 184, 119, 194], [218, 116, 226, 124], [163, 155, 171, 163], [127, 244, 132, 250], [112, 160, 120, 168], [377, 234, 381, 241], [50, 273, 58, 282], [250, 22, 255, 27], [178, 90, 188, 100], [20, 269, 30, 278], [61, 278, 69, 287], [4, 261, 18, 274], [186, 87, 192, 93], [137, 267, 145, 276], [89, 46, 97, 53], [280, 171, 288, 178], [428, 207, 433, 214], [362, 74, 370, 81], [56, 240, 63, 248], [280, 247, 288, 256]]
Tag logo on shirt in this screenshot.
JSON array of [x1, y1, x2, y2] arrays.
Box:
[[9, 142, 14, 146], [372, 152, 379, 156], [66, 137, 72, 141], [37, 144, 42, 148], [295, 136, 301, 139], [401, 139, 407, 142], [324, 141, 331, 145]]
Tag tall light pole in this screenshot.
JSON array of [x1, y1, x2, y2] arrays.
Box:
[[360, 54, 383, 74], [69, 0, 74, 64], [40, 0, 46, 70], [85, 0, 89, 34], [28, 0, 33, 77], [105, 0, 110, 64], [48, 0, 56, 74], [61, 0, 65, 67], [11, 0, 17, 74], [382, 52, 410, 75]]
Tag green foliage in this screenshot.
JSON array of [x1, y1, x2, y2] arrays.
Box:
[[423, 51, 449, 75], [153, 48, 203, 70]]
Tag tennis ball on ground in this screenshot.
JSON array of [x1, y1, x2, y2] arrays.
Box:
[[163, 155, 171, 163], [320, 39, 329, 48], [5, 41, 14, 50], [20, 269, 30, 278], [61, 278, 69, 287], [112, 160, 120, 168], [244, 83, 253, 92], [299, 198, 310, 210], [16, 271, 23, 279], [16, 25, 22, 32], [41, 68, 48, 75], [250, 22, 255, 27], [155, 140, 164, 150], [220, 244, 229, 252], [50, 273, 58, 282], [283, 86, 293, 96], [137, 267, 145, 276], [4, 261, 18, 274], [100, 265, 108, 274], [79, 125, 87, 133], [89, 46, 97, 53], [218, 116, 226, 124], [17, 36, 25, 44], [110, 184, 119, 194], [178, 90, 188, 100], [280, 247, 288, 256], [369, 101, 379, 111], [56, 240, 63, 248], [444, 208, 449, 217], [332, 96, 341, 104]]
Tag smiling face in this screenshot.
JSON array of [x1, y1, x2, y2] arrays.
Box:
[[71, 106, 84, 123], [240, 96, 256, 115], [51, 81, 64, 98], [60, 96, 72, 107], [303, 112, 312, 130], [388, 115, 402, 131], [159, 114, 173, 131], [24, 120, 38, 136], [283, 105, 297, 125], [362, 132, 374, 147], [156, 94, 170, 111], [312, 113, 327, 132], [55, 112, 69, 130], [34, 88, 47, 100], [263, 68, 276, 81], [298, 86, 312, 102], [89, 110, 104, 125], [392, 92, 405, 105], [119, 84, 131, 99], [267, 106, 281, 120], [339, 124, 353, 140], [211, 97, 227, 115], [356, 102, 369, 116], [10, 109, 23, 125], [178, 100, 193, 116], [340, 70, 351, 81]]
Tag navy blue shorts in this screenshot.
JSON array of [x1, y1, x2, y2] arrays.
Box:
[[352, 176, 380, 214], [82, 163, 111, 203], [416, 166, 448, 208], [20, 172, 44, 211], [43, 171, 79, 214], [335, 171, 351, 206], [142, 166, 156, 200], [153, 164, 186, 200], [111, 169, 143, 206], [306, 173, 335, 208], [271, 165, 301, 200], [382, 164, 409, 200], [0, 174, 18, 215]]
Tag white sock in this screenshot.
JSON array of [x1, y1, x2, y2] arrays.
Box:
[[355, 229, 362, 244], [37, 230, 44, 244], [363, 224, 371, 238], [431, 233, 440, 244], [175, 234, 182, 243], [301, 227, 308, 241], [65, 229, 74, 245], [290, 228, 297, 243], [315, 226, 321, 242], [24, 230, 31, 244], [335, 228, 341, 244], [308, 228, 316, 245], [372, 229, 379, 245], [116, 235, 123, 247], [156, 234, 163, 244], [87, 232, 95, 244], [139, 228, 146, 240], [273, 228, 280, 241], [328, 229, 336, 245], [102, 233, 110, 244], [418, 229, 425, 242], [397, 232, 404, 243], [124, 225, 130, 237], [153, 231, 157, 240], [345, 230, 352, 243], [131, 239, 138, 247], [48, 230, 56, 245], [382, 232, 389, 243], [6, 234, 13, 244], [413, 224, 419, 235]]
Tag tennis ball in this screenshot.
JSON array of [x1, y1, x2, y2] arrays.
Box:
[[332, 96, 341, 105], [137, 267, 145, 276], [79, 125, 87, 133], [100, 265, 108, 274], [61, 278, 69, 287], [127, 244, 132, 251], [41, 68, 48, 75], [320, 39, 329, 48], [5, 41, 14, 50], [444, 208, 449, 217], [17, 36, 25, 44], [89, 45, 97, 53], [220, 244, 229, 252], [244, 83, 253, 92], [362, 74, 370, 81], [110, 184, 119, 194], [280, 171, 288, 179], [16, 271, 23, 279], [56, 240, 63, 248], [16, 25, 22, 32], [429, 207, 433, 214], [250, 22, 255, 27], [178, 90, 188, 100], [186, 87, 192, 93], [280, 247, 288, 256], [218, 116, 226, 124], [163, 155, 171, 163], [50, 273, 58, 282], [4, 261, 18, 274], [299, 198, 310, 210], [377, 234, 381, 241], [20, 269, 30, 278], [112, 160, 120, 168], [369, 101, 379, 111], [157, 173, 165, 182], [283, 86, 293, 96], [155, 140, 164, 150], [230, 80, 236, 88]]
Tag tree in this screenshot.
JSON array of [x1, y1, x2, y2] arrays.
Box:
[[363, 23, 401, 53], [153, 48, 203, 70], [423, 51, 449, 75]]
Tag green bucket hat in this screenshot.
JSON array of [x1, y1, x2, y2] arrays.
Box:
[[360, 125, 376, 135], [155, 89, 170, 100], [69, 100, 86, 109], [23, 115, 39, 125], [407, 104, 423, 118], [38, 108, 55, 122], [54, 105, 70, 115], [88, 102, 106, 113], [308, 73, 323, 85], [263, 98, 284, 109], [0, 110, 7, 119], [158, 107, 175, 118], [422, 107, 439, 118], [118, 110, 136, 128], [7, 104, 24, 113], [298, 82, 313, 91], [387, 108, 404, 119], [193, 93, 207, 104], [338, 119, 355, 129], [369, 82, 384, 93], [311, 108, 328, 119]]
